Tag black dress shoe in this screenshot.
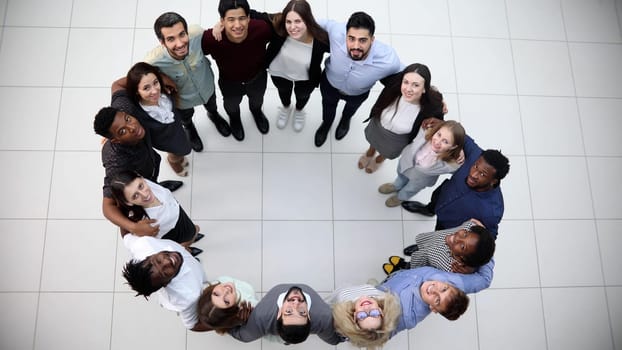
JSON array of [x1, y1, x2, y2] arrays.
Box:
[[182, 122, 204, 152], [159, 180, 183, 192], [401, 201, 434, 216], [252, 111, 270, 134], [314, 122, 330, 147], [189, 247, 203, 257], [403, 244, 419, 256], [335, 117, 351, 140], [208, 111, 232, 137], [229, 117, 245, 141], [194, 233, 205, 242]]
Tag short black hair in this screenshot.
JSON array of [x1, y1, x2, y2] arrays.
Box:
[[277, 319, 311, 344], [461, 225, 496, 267], [218, 0, 250, 18], [122, 259, 160, 298], [154, 12, 188, 41], [481, 149, 510, 186], [93, 107, 118, 138], [346, 11, 375, 36]]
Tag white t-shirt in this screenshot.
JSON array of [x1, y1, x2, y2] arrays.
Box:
[[268, 36, 312, 81], [142, 179, 180, 238], [123, 235, 207, 329], [380, 96, 421, 134]]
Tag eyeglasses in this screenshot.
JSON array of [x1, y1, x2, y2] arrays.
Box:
[[355, 309, 383, 320]]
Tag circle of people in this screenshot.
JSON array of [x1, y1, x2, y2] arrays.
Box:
[[93, 0, 511, 348]]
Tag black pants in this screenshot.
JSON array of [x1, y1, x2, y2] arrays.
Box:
[[270, 75, 316, 110], [176, 92, 219, 124], [319, 71, 369, 127], [218, 70, 268, 121]]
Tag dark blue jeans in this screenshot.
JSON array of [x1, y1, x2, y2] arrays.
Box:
[[319, 71, 370, 127]]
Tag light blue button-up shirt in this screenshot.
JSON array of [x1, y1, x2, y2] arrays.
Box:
[[145, 25, 215, 110], [318, 19, 403, 96]]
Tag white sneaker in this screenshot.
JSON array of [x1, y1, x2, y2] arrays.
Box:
[[276, 105, 292, 129], [292, 109, 306, 132]]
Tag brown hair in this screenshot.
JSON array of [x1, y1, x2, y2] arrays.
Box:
[[439, 286, 469, 321], [197, 283, 243, 334], [272, 0, 328, 45]]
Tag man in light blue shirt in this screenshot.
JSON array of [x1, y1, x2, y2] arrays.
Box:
[[315, 12, 402, 147], [145, 12, 231, 152]]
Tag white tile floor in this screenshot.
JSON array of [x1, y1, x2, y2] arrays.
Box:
[[0, 0, 621, 349]]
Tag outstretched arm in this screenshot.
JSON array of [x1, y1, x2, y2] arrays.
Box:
[[102, 196, 159, 236]]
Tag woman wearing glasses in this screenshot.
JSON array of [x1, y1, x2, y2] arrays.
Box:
[[327, 284, 400, 350]]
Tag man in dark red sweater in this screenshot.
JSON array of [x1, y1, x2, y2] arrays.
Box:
[[202, 0, 273, 141]]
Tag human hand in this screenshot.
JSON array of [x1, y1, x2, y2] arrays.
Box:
[[451, 261, 475, 274], [237, 301, 253, 323], [161, 74, 177, 94], [457, 149, 465, 164], [132, 219, 159, 236], [422, 117, 441, 130], [212, 21, 224, 41], [469, 218, 484, 227]]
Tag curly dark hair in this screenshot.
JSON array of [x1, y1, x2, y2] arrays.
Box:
[[461, 225, 496, 267], [93, 107, 118, 138], [122, 259, 159, 298]]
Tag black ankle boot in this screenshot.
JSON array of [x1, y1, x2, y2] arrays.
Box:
[[182, 121, 204, 152]]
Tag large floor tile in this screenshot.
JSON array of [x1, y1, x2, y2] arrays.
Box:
[[325, 0, 390, 34], [5, 0, 72, 27], [332, 153, 402, 221], [0, 87, 61, 151], [527, 156, 593, 219], [458, 94, 524, 155], [578, 98, 622, 157], [520, 96, 584, 156], [56, 87, 110, 151], [64, 28, 134, 87], [490, 220, 540, 288], [0, 27, 68, 86], [262, 221, 334, 291], [136, 0, 201, 29], [499, 156, 533, 220], [71, 0, 137, 28], [607, 286, 622, 350], [334, 220, 404, 286], [448, 0, 509, 38], [191, 152, 262, 220], [35, 292, 113, 350], [0, 151, 53, 219], [47, 151, 104, 219], [453, 37, 516, 94], [562, 0, 622, 43], [410, 300, 478, 348], [132, 28, 161, 63], [391, 35, 457, 93], [542, 287, 613, 350], [477, 288, 546, 350], [597, 220, 622, 285], [535, 220, 603, 287], [0, 293, 38, 350], [197, 220, 262, 291], [569, 42, 622, 98], [188, 330, 260, 350], [389, 0, 450, 36], [588, 157, 622, 219], [506, 0, 566, 40], [0, 220, 46, 291], [110, 292, 187, 350], [41, 219, 118, 291], [512, 40, 575, 96], [263, 153, 332, 220]]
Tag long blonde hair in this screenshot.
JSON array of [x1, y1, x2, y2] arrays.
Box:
[[332, 293, 401, 350]]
